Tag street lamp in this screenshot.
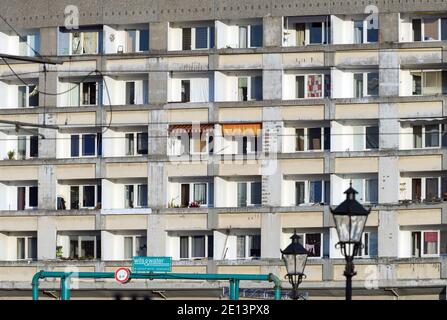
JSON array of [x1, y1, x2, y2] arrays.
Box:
[[330, 184, 371, 300], [281, 230, 309, 300]]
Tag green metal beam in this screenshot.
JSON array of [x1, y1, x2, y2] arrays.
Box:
[[31, 270, 282, 301]]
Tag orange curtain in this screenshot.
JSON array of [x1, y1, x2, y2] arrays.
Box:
[[222, 123, 262, 136]]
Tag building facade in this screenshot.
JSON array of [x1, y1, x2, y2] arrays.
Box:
[[0, 0, 447, 299]]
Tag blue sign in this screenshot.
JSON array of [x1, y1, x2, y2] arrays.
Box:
[[132, 256, 172, 273]]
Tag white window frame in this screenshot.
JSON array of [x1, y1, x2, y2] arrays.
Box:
[[295, 127, 327, 152], [123, 235, 147, 260], [413, 124, 442, 149], [69, 31, 100, 55], [353, 19, 378, 44], [16, 235, 37, 260], [351, 178, 379, 204], [17, 84, 38, 108], [179, 234, 212, 260], [16, 135, 38, 160], [297, 232, 323, 258], [356, 232, 371, 258], [80, 81, 99, 106], [191, 26, 214, 50], [363, 125, 380, 151], [411, 70, 443, 96], [71, 133, 99, 158], [295, 180, 329, 205], [19, 186, 38, 209], [411, 177, 442, 201], [70, 185, 99, 209], [236, 181, 262, 207], [125, 132, 148, 156], [295, 74, 327, 99], [124, 184, 148, 208], [68, 235, 100, 260], [353, 72, 379, 97], [412, 17, 444, 42], [236, 234, 261, 259], [411, 230, 440, 257]]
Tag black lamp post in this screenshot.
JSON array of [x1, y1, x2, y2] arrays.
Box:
[[330, 184, 371, 300], [281, 230, 309, 300]]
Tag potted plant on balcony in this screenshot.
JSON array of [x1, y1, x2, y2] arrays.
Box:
[[7, 150, 15, 160], [56, 246, 63, 259], [189, 201, 201, 208]]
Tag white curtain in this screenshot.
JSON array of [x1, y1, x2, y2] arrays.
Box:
[[191, 77, 209, 102], [135, 80, 143, 105]]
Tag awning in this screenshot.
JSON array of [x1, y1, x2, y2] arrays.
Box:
[[168, 124, 214, 134], [222, 123, 262, 136], [399, 117, 446, 124]]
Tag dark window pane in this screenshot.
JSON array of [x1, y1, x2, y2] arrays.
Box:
[[137, 132, 148, 155], [250, 76, 263, 101], [309, 181, 322, 203], [209, 27, 215, 49], [138, 184, 148, 207], [29, 187, 38, 207], [250, 182, 262, 206], [324, 180, 330, 204], [412, 178, 422, 201], [250, 25, 263, 47], [367, 25, 379, 43], [182, 28, 191, 50], [195, 27, 208, 49], [237, 183, 247, 207], [413, 19, 422, 41], [82, 134, 96, 156], [413, 126, 422, 148], [207, 235, 214, 259], [17, 187, 25, 210], [296, 181, 305, 205], [310, 22, 323, 44], [180, 236, 189, 258], [296, 128, 305, 151], [71, 135, 79, 157], [324, 127, 331, 150], [83, 186, 95, 207], [71, 186, 79, 209], [30, 136, 38, 158], [367, 73, 379, 96], [425, 125, 440, 147], [442, 19, 447, 41], [426, 178, 439, 200], [28, 85, 39, 107], [192, 236, 205, 257], [306, 233, 321, 257], [96, 133, 102, 156], [308, 128, 321, 150], [181, 80, 190, 102], [296, 76, 305, 98], [139, 29, 149, 51], [366, 126, 379, 149]]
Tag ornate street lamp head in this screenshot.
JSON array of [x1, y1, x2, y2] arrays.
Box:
[[330, 184, 371, 258], [281, 230, 309, 299]]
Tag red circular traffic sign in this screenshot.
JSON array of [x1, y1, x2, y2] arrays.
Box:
[[114, 267, 131, 284]]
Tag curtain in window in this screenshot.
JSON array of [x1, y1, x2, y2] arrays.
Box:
[[413, 126, 422, 148], [126, 30, 136, 53], [354, 21, 363, 44], [237, 183, 248, 207], [18, 137, 26, 160], [125, 133, 134, 155], [239, 26, 248, 48], [135, 80, 144, 105], [237, 236, 246, 258], [305, 233, 321, 257], [296, 128, 305, 151], [307, 75, 322, 98], [125, 185, 134, 208], [136, 237, 147, 256], [192, 236, 205, 257], [189, 77, 209, 103], [424, 232, 438, 255], [295, 23, 305, 46], [18, 86, 27, 108], [424, 18, 439, 41], [296, 182, 305, 205], [58, 29, 70, 55], [83, 32, 98, 54], [423, 72, 441, 95], [193, 183, 206, 205], [426, 178, 439, 200], [124, 237, 133, 259], [180, 236, 189, 258], [17, 238, 25, 259], [72, 32, 82, 54]]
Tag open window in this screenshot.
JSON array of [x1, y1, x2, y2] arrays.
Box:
[[413, 124, 441, 149], [178, 182, 213, 208], [58, 26, 103, 56], [412, 17, 447, 42], [237, 76, 262, 101], [125, 29, 149, 53], [411, 231, 440, 257], [16, 236, 37, 260], [179, 234, 213, 260], [295, 74, 330, 99], [295, 180, 330, 205], [17, 186, 38, 210], [69, 185, 101, 210], [18, 85, 39, 107], [124, 235, 147, 259], [70, 133, 102, 157], [295, 127, 330, 151], [124, 184, 148, 208]]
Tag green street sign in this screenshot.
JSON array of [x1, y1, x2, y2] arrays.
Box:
[[132, 256, 172, 273]]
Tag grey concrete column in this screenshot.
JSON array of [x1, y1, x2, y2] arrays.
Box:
[[378, 210, 399, 258], [147, 213, 167, 256], [379, 157, 400, 204], [148, 162, 167, 209], [261, 213, 281, 259], [263, 16, 283, 48], [379, 49, 399, 97], [39, 27, 58, 56], [37, 216, 56, 260], [38, 65, 58, 108], [262, 53, 282, 100], [150, 22, 169, 52], [148, 109, 168, 156], [149, 71, 168, 104], [379, 12, 400, 44]]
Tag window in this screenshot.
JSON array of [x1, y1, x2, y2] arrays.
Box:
[[249, 25, 263, 48], [237, 182, 262, 207], [67, 235, 100, 260], [137, 132, 148, 155], [239, 26, 248, 48], [412, 71, 446, 96], [237, 76, 262, 101], [70, 135, 80, 157], [195, 27, 215, 49], [182, 28, 192, 50], [354, 20, 364, 44], [309, 22, 323, 44], [70, 185, 99, 209], [295, 127, 330, 151], [125, 29, 149, 53], [413, 19, 422, 41], [365, 126, 379, 149], [248, 235, 261, 258], [237, 236, 246, 258], [236, 235, 261, 259], [295, 180, 330, 205], [426, 178, 439, 201], [81, 82, 97, 105], [178, 234, 213, 259], [29, 187, 38, 208], [58, 27, 102, 56], [18, 137, 26, 160], [289, 20, 330, 46], [366, 21, 379, 43], [295, 74, 328, 98], [365, 179, 379, 203], [424, 18, 439, 41], [29, 136, 39, 158], [139, 29, 149, 51], [126, 82, 135, 105], [413, 124, 441, 148], [181, 80, 190, 102], [356, 232, 378, 257], [367, 73, 379, 96], [354, 73, 364, 98], [125, 133, 135, 155], [16, 236, 37, 260], [179, 183, 213, 208], [124, 235, 147, 259], [125, 185, 134, 208], [18, 85, 39, 108], [412, 231, 439, 257], [298, 233, 322, 258], [137, 185, 148, 207], [82, 134, 96, 156]]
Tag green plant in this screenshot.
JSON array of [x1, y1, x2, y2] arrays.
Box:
[[56, 246, 63, 259], [7, 150, 15, 160]]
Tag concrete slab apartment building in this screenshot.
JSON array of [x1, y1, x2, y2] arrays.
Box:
[[0, 0, 447, 299]]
